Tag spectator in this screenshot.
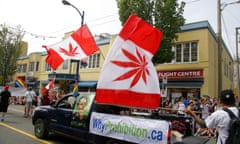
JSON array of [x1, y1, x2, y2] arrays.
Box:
[[41, 90, 50, 105], [24, 87, 36, 117], [0, 85, 11, 121], [185, 89, 238, 144], [200, 98, 210, 119], [177, 96, 186, 116]]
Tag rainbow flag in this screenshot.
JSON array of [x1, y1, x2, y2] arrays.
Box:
[[15, 78, 26, 88], [72, 80, 79, 97]]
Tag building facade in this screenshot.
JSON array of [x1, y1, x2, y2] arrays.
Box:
[[15, 21, 234, 99], [156, 21, 234, 102]]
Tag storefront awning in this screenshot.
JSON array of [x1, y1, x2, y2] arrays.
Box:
[[78, 81, 97, 88], [26, 82, 36, 85], [40, 80, 49, 85], [160, 81, 203, 87]]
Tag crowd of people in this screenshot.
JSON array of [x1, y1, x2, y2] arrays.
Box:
[[159, 89, 239, 144], [160, 94, 217, 118], [0, 85, 66, 120], [185, 89, 239, 144], [23, 87, 65, 117]]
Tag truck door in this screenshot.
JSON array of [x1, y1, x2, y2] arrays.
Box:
[[49, 95, 73, 133]]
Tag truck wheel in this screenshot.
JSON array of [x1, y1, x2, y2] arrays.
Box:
[[34, 119, 48, 139]]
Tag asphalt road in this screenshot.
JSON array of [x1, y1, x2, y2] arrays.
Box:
[[0, 104, 46, 144], [0, 104, 82, 144], [0, 104, 216, 144]]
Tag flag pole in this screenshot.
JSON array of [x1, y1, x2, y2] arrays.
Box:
[[62, 0, 85, 83]]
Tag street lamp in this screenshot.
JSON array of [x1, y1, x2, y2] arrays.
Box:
[[217, 0, 240, 97], [62, 0, 85, 82]]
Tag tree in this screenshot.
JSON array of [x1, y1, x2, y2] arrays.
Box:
[[117, 0, 185, 64], [0, 24, 24, 85]]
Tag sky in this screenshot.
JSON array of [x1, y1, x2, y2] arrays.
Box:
[[0, 0, 240, 57]]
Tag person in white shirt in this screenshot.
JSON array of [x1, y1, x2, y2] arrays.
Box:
[[177, 96, 186, 116], [185, 89, 238, 144], [24, 87, 36, 117], [201, 98, 210, 119]]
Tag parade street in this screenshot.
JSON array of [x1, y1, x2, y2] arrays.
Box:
[[0, 104, 217, 144], [0, 104, 83, 144]]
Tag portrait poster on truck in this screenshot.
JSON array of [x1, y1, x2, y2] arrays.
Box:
[[70, 93, 95, 128], [90, 112, 170, 144]]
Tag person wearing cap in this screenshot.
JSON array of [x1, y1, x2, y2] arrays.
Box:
[[185, 89, 238, 144], [0, 85, 11, 122]]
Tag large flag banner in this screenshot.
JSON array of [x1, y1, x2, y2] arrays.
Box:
[[95, 14, 163, 109], [43, 24, 98, 70], [15, 78, 26, 88]]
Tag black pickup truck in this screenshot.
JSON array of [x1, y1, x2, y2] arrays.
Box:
[[32, 92, 209, 144]]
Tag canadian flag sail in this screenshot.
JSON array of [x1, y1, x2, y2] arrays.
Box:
[[43, 24, 98, 70], [95, 14, 163, 109]]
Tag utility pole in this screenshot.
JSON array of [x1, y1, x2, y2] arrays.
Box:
[[217, 0, 222, 97], [236, 27, 240, 105], [217, 0, 240, 97]]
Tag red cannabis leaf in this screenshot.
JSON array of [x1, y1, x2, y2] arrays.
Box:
[[60, 43, 79, 56], [111, 48, 150, 88]]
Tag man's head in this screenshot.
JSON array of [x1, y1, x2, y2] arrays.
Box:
[[4, 85, 9, 91], [219, 89, 235, 106]]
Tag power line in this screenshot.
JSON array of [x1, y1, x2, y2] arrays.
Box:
[[222, 15, 234, 56], [184, 0, 201, 4], [220, 4, 240, 57], [25, 13, 119, 42]]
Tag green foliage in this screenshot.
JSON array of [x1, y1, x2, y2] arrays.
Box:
[[0, 24, 24, 85], [117, 0, 185, 64]]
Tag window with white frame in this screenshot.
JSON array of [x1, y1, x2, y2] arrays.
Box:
[[80, 53, 100, 69], [17, 64, 27, 73], [45, 62, 51, 71], [175, 41, 198, 63], [29, 62, 34, 72]]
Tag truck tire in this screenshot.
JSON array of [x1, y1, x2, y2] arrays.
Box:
[[34, 119, 48, 139]]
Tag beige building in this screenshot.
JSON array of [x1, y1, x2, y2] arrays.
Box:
[[15, 21, 234, 99], [156, 21, 233, 101]]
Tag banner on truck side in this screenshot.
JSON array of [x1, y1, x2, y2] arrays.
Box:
[[90, 112, 170, 144]]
